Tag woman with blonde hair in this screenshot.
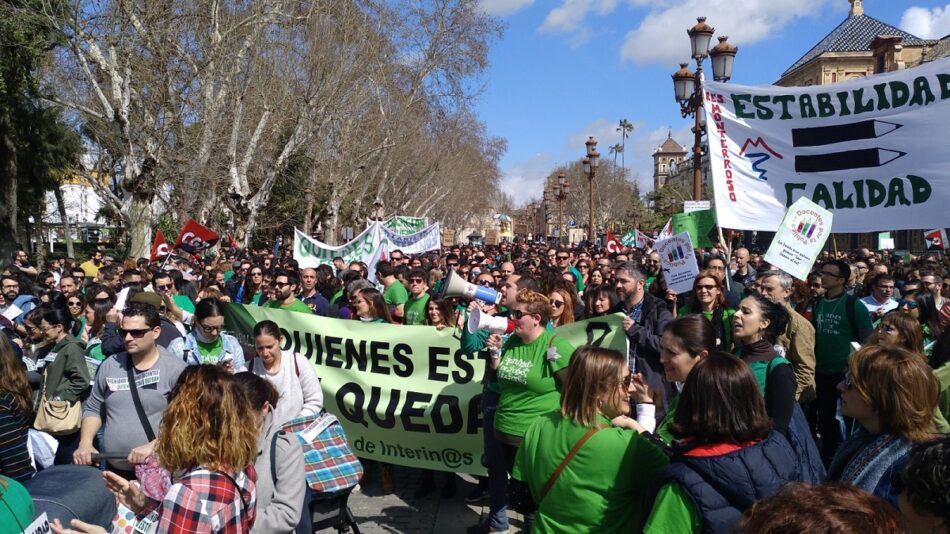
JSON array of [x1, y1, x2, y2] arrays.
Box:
[[97, 365, 259, 532], [827, 345, 940, 507], [0, 334, 34, 482], [512, 346, 668, 532]]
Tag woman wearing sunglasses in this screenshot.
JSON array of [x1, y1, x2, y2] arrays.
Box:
[[898, 291, 942, 356], [64, 291, 86, 336], [867, 312, 924, 354], [827, 345, 939, 507], [168, 298, 247, 373], [548, 286, 575, 328], [677, 270, 735, 352]]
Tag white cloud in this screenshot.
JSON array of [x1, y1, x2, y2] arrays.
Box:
[[620, 0, 835, 66], [899, 5, 950, 39], [479, 0, 535, 16], [499, 152, 556, 204], [540, 0, 620, 34]]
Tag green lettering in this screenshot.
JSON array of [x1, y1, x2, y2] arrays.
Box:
[[889, 81, 910, 108], [813, 183, 833, 209], [836, 92, 852, 116], [867, 179, 887, 207], [884, 178, 911, 207], [772, 95, 795, 119], [732, 94, 755, 119], [816, 93, 835, 117], [873, 83, 891, 110], [753, 95, 774, 120], [908, 175, 932, 203], [855, 179, 866, 208], [799, 95, 817, 118], [852, 88, 875, 114], [939, 74, 950, 100], [909, 76, 936, 106], [833, 181, 854, 208], [785, 183, 807, 207]]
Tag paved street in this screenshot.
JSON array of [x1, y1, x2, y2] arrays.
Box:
[[317, 466, 526, 534]]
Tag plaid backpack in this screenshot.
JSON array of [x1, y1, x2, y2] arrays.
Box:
[[281, 413, 363, 495]]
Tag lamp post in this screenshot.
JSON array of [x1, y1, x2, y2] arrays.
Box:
[[582, 136, 600, 246], [672, 17, 737, 201], [554, 172, 570, 245]]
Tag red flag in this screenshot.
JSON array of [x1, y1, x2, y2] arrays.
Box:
[[150, 230, 171, 261], [605, 231, 623, 255], [174, 219, 220, 253], [924, 228, 948, 250]]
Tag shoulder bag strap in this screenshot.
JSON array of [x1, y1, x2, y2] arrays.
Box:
[[127, 360, 156, 442], [270, 431, 282, 485], [538, 426, 602, 503]]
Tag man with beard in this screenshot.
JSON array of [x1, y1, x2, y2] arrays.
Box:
[[643, 251, 661, 289], [263, 270, 312, 314]]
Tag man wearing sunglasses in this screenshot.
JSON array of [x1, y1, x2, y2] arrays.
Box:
[[75, 302, 187, 477], [263, 270, 312, 314], [403, 268, 431, 325]]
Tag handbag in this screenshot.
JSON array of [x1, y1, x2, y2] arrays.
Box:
[[282, 412, 363, 495], [127, 361, 171, 500], [33, 373, 81, 436]]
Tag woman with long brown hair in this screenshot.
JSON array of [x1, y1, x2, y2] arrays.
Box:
[[98, 365, 259, 532], [867, 311, 925, 354], [0, 334, 34, 482], [548, 286, 575, 327], [512, 346, 668, 532]]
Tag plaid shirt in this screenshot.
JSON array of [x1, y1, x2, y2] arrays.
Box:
[[138, 465, 257, 533]]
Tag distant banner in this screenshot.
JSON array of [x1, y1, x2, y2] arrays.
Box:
[[704, 57, 950, 232], [384, 216, 428, 235], [224, 305, 628, 474], [380, 222, 442, 255]]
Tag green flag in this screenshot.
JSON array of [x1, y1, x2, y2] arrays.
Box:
[[672, 209, 716, 248]]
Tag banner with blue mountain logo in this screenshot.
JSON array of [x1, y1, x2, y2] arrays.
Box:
[[703, 57, 950, 232]]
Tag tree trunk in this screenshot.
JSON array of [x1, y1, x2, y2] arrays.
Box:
[[127, 195, 153, 259], [53, 185, 75, 258], [0, 131, 18, 264]]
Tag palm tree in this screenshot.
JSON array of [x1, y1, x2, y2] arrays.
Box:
[[608, 143, 623, 165], [616, 119, 634, 177]]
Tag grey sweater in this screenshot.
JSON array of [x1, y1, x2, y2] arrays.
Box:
[[82, 348, 187, 470], [251, 422, 308, 534]]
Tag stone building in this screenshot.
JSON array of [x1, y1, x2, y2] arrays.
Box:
[[651, 132, 688, 192]]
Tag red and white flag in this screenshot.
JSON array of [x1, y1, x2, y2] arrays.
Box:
[[150, 230, 171, 261], [174, 219, 220, 253], [924, 228, 948, 249], [605, 232, 623, 254]]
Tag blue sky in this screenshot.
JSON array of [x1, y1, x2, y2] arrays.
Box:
[[474, 0, 950, 204]]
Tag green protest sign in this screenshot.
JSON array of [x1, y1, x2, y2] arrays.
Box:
[[224, 305, 628, 474], [672, 209, 716, 248], [384, 215, 428, 235]]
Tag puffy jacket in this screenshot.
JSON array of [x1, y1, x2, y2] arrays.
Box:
[[643, 431, 801, 534]]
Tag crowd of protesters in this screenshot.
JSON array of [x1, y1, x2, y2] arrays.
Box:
[[0, 238, 948, 533]]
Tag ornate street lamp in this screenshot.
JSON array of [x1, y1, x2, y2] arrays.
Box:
[[554, 172, 570, 245], [582, 136, 599, 245]]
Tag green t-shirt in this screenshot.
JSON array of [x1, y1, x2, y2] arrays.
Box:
[[383, 281, 409, 307], [934, 362, 950, 434], [655, 394, 680, 445], [264, 298, 313, 314], [494, 330, 574, 437], [513, 413, 669, 533], [173, 294, 195, 314], [196, 337, 224, 363], [813, 294, 873, 374], [404, 293, 431, 326], [0, 475, 35, 532], [84, 337, 106, 378], [643, 482, 702, 534]]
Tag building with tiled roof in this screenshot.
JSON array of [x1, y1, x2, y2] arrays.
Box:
[[776, 0, 934, 86], [652, 131, 687, 192]]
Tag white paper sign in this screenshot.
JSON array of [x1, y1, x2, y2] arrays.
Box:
[[1, 303, 22, 322], [655, 232, 700, 294], [763, 197, 833, 281], [683, 201, 711, 213], [22, 512, 49, 534]]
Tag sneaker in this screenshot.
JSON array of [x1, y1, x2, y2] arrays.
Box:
[[465, 521, 508, 534]]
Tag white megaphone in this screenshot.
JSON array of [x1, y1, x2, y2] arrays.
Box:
[[441, 270, 502, 305], [467, 307, 516, 335]]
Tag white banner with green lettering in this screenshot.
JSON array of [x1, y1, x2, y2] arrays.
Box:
[[704, 57, 950, 232], [224, 305, 628, 474], [384, 216, 429, 235]]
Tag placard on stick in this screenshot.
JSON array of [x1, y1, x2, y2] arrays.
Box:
[[763, 197, 833, 281], [655, 232, 699, 294]]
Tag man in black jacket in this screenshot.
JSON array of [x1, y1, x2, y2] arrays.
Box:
[[612, 261, 673, 416]]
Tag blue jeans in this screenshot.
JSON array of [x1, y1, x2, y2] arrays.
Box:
[[482, 389, 508, 531]]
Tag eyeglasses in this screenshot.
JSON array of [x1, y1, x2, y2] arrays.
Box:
[[447, 263, 459, 267], [477, 280, 494, 287], [67, 300, 83, 307], [578, 264, 590, 270], [550, 300, 565, 308], [619, 375, 633, 388], [199, 323, 223, 334], [696, 284, 717, 291], [509, 309, 532, 320], [272, 281, 291, 288], [556, 255, 570, 261], [898, 299, 919, 309], [250, 272, 263, 277], [119, 328, 152, 339], [409, 278, 425, 285], [155, 284, 172, 291]]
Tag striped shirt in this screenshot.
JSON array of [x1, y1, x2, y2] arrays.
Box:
[[0, 392, 34, 482]]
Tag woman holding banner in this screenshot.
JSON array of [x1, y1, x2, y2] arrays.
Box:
[[511, 346, 668, 533], [488, 290, 575, 521]]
